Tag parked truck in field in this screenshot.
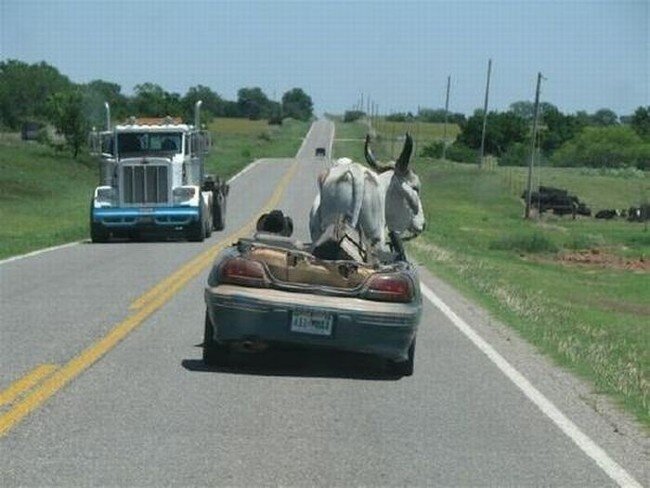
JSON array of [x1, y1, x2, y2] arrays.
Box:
[[89, 101, 228, 242]]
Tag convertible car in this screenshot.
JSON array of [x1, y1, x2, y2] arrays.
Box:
[[203, 219, 422, 375]]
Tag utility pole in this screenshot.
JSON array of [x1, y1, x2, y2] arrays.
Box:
[[360, 92, 364, 113], [479, 58, 492, 168], [442, 75, 451, 160], [525, 72, 544, 219]]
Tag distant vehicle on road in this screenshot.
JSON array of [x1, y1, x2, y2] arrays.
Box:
[[315, 147, 326, 157], [88, 101, 228, 242], [203, 218, 421, 376]]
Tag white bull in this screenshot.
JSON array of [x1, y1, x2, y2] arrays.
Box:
[[309, 133, 425, 252]]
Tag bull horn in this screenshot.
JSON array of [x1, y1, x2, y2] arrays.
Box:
[[364, 134, 393, 173], [396, 133, 413, 173]]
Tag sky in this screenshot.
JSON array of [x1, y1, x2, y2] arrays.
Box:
[[1, 0, 648, 116]]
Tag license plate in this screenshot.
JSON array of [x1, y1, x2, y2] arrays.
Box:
[[139, 216, 154, 224], [291, 311, 333, 336]]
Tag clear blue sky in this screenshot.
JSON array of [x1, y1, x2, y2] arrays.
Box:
[[1, 0, 648, 116]]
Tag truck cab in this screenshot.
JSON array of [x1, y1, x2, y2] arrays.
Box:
[[89, 104, 228, 242]]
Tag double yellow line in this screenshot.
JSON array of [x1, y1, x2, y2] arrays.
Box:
[[0, 159, 300, 437]]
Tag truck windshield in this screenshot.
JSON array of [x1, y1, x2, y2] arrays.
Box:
[[117, 132, 182, 156]]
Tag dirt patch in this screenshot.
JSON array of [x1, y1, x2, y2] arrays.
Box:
[[556, 248, 649, 272]]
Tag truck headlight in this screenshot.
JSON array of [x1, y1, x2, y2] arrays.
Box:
[[173, 186, 197, 205], [94, 186, 116, 207]]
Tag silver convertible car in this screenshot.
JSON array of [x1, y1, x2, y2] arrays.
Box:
[[203, 228, 422, 375]]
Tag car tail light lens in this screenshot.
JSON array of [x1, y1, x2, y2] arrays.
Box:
[[220, 257, 268, 288], [364, 273, 414, 303]]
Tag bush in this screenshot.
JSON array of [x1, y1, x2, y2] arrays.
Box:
[[421, 141, 443, 158], [446, 143, 476, 163], [551, 126, 650, 169], [343, 110, 365, 123], [500, 142, 529, 166]]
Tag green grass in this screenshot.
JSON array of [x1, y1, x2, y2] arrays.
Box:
[[0, 118, 310, 259], [408, 160, 649, 425], [0, 135, 98, 259], [334, 120, 649, 425], [332, 118, 460, 163], [206, 118, 310, 179]]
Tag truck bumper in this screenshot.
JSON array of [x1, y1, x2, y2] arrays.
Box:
[[204, 285, 421, 361], [92, 206, 200, 232]]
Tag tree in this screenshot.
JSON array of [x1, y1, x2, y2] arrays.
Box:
[[630, 106, 650, 140], [237, 87, 272, 120], [46, 89, 87, 157], [0, 59, 72, 129], [456, 110, 528, 156], [131, 83, 182, 118], [282, 88, 313, 121], [540, 107, 587, 154], [81, 79, 128, 129], [183, 85, 224, 123], [591, 108, 618, 126], [551, 125, 650, 169]]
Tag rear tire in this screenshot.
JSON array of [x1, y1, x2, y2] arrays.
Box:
[[212, 194, 226, 231], [390, 339, 415, 377], [203, 311, 230, 366]]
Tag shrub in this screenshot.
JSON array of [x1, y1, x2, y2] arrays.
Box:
[[551, 126, 649, 169], [421, 141, 443, 158], [343, 110, 365, 123], [500, 142, 529, 166], [446, 143, 476, 163]]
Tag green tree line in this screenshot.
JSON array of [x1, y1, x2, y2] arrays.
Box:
[[0, 59, 314, 156], [421, 101, 650, 170]]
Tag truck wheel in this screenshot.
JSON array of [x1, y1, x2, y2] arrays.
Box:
[[212, 196, 226, 231], [90, 223, 109, 243], [89, 202, 109, 243], [203, 311, 230, 366], [390, 339, 415, 377]]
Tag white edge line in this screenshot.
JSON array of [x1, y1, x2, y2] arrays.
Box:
[[295, 122, 317, 159], [0, 241, 83, 266], [419, 283, 642, 488]]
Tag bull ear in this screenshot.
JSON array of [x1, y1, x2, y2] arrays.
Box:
[[396, 133, 413, 173]]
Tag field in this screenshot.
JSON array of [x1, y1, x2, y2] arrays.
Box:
[[333, 116, 460, 163], [0, 119, 309, 259], [0, 134, 98, 259], [334, 120, 649, 425], [206, 118, 310, 179]]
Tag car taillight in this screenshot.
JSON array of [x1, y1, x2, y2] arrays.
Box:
[[365, 273, 414, 303], [220, 257, 268, 288]]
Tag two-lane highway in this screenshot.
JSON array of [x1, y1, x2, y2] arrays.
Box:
[[1, 120, 646, 486]]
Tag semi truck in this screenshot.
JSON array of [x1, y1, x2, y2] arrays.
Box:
[[89, 101, 228, 242]]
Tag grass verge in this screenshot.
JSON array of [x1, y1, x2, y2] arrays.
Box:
[[334, 121, 649, 426]]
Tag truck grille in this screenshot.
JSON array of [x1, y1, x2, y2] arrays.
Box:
[[122, 165, 169, 204]]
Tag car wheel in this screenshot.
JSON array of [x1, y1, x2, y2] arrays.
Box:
[[203, 310, 230, 366], [390, 339, 415, 377]]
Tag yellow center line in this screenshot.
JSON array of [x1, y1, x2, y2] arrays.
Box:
[[0, 159, 300, 437], [0, 364, 58, 406]]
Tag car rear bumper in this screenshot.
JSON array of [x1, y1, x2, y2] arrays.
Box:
[[92, 206, 200, 229], [204, 285, 421, 361]]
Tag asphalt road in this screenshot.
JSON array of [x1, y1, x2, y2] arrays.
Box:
[[1, 120, 647, 487]]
